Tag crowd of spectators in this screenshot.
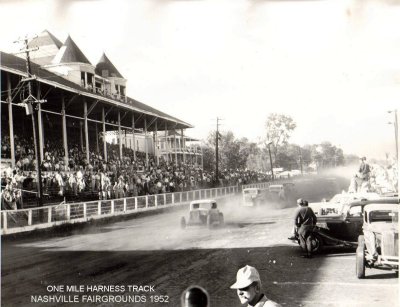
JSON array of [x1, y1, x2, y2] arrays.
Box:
[[1, 134, 270, 210]]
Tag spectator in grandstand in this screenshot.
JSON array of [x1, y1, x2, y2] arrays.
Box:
[[55, 171, 64, 196]]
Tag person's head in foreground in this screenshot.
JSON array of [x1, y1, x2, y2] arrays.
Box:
[[230, 265, 263, 305], [181, 285, 209, 307]]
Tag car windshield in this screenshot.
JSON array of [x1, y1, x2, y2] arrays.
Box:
[[192, 202, 217, 209], [244, 190, 258, 195], [369, 210, 398, 223]]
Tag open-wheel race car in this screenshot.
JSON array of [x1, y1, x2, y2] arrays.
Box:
[[180, 199, 224, 229], [356, 202, 399, 279]]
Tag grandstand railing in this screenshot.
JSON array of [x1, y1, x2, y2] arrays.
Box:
[[0, 184, 255, 235]]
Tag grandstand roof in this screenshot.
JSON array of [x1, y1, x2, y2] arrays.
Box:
[[0, 51, 192, 129], [52, 35, 92, 65], [95, 53, 124, 79]]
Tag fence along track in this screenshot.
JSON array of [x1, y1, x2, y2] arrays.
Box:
[[0, 183, 270, 235]]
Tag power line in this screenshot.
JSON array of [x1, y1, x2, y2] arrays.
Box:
[[216, 117, 222, 184]]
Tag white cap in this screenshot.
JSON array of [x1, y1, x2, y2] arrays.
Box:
[[230, 265, 261, 289]]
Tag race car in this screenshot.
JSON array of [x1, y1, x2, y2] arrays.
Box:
[[356, 202, 399, 278], [180, 199, 224, 229], [242, 188, 263, 207]]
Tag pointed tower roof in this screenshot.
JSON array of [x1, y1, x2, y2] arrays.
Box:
[[95, 52, 124, 78], [53, 35, 91, 65], [28, 29, 63, 49], [24, 30, 63, 65]]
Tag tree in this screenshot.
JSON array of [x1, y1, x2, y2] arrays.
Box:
[[202, 145, 215, 172], [261, 113, 296, 170], [344, 154, 360, 166], [263, 113, 297, 160], [203, 130, 252, 172], [311, 142, 345, 169]]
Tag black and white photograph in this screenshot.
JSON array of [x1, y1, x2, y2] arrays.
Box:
[[1, 0, 399, 306]]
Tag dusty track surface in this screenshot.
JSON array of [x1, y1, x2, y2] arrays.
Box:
[[2, 176, 398, 306]]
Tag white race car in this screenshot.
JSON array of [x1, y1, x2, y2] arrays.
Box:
[[180, 199, 224, 229]]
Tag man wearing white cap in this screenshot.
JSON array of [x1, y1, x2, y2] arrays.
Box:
[[230, 265, 281, 307]]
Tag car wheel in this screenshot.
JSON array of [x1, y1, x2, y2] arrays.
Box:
[[308, 233, 323, 254], [180, 217, 186, 229], [356, 235, 366, 279]]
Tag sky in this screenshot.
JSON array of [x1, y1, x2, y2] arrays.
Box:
[[0, 0, 399, 160]]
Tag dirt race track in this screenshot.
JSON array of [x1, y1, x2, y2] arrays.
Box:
[[1, 175, 399, 307]]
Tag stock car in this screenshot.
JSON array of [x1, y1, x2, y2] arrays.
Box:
[[291, 197, 399, 254], [242, 188, 263, 207], [180, 199, 224, 229], [309, 192, 380, 217], [356, 202, 399, 278], [316, 197, 399, 242], [267, 183, 295, 203]]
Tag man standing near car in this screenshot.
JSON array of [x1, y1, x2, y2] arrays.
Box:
[[294, 199, 317, 258], [357, 156, 371, 192]]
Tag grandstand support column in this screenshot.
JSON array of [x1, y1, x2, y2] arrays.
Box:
[[61, 96, 69, 169], [102, 107, 108, 162], [7, 73, 15, 167], [144, 116, 148, 168], [84, 72, 88, 88], [201, 145, 204, 170], [37, 84, 44, 161], [118, 111, 122, 160], [80, 122, 83, 151], [95, 123, 99, 154], [155, 119, 159, 166], [132, 113, 136, 161], [164, 122, 169, 163], [174, 124, 178, 164], [84, 100, 90, 162], [181, 129, 186, 163]]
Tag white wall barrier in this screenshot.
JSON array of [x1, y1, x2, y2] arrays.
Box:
[[1, 183, 254, 235]]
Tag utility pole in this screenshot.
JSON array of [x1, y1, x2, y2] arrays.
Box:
[[298, 147, 304, 175], [267, 142, 274, 180], [215, 117, 221, 185], [15, 35, 45, 207]]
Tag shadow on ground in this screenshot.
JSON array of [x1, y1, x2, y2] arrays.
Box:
[[2, 243, 327, 307]]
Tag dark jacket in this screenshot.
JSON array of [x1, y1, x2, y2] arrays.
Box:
[[294, 206, 317, 227]]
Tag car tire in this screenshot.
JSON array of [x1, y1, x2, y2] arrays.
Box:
[[308, 233, 323, 254], [180, 217, 186, 229], [356, 235, 366, 279]]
